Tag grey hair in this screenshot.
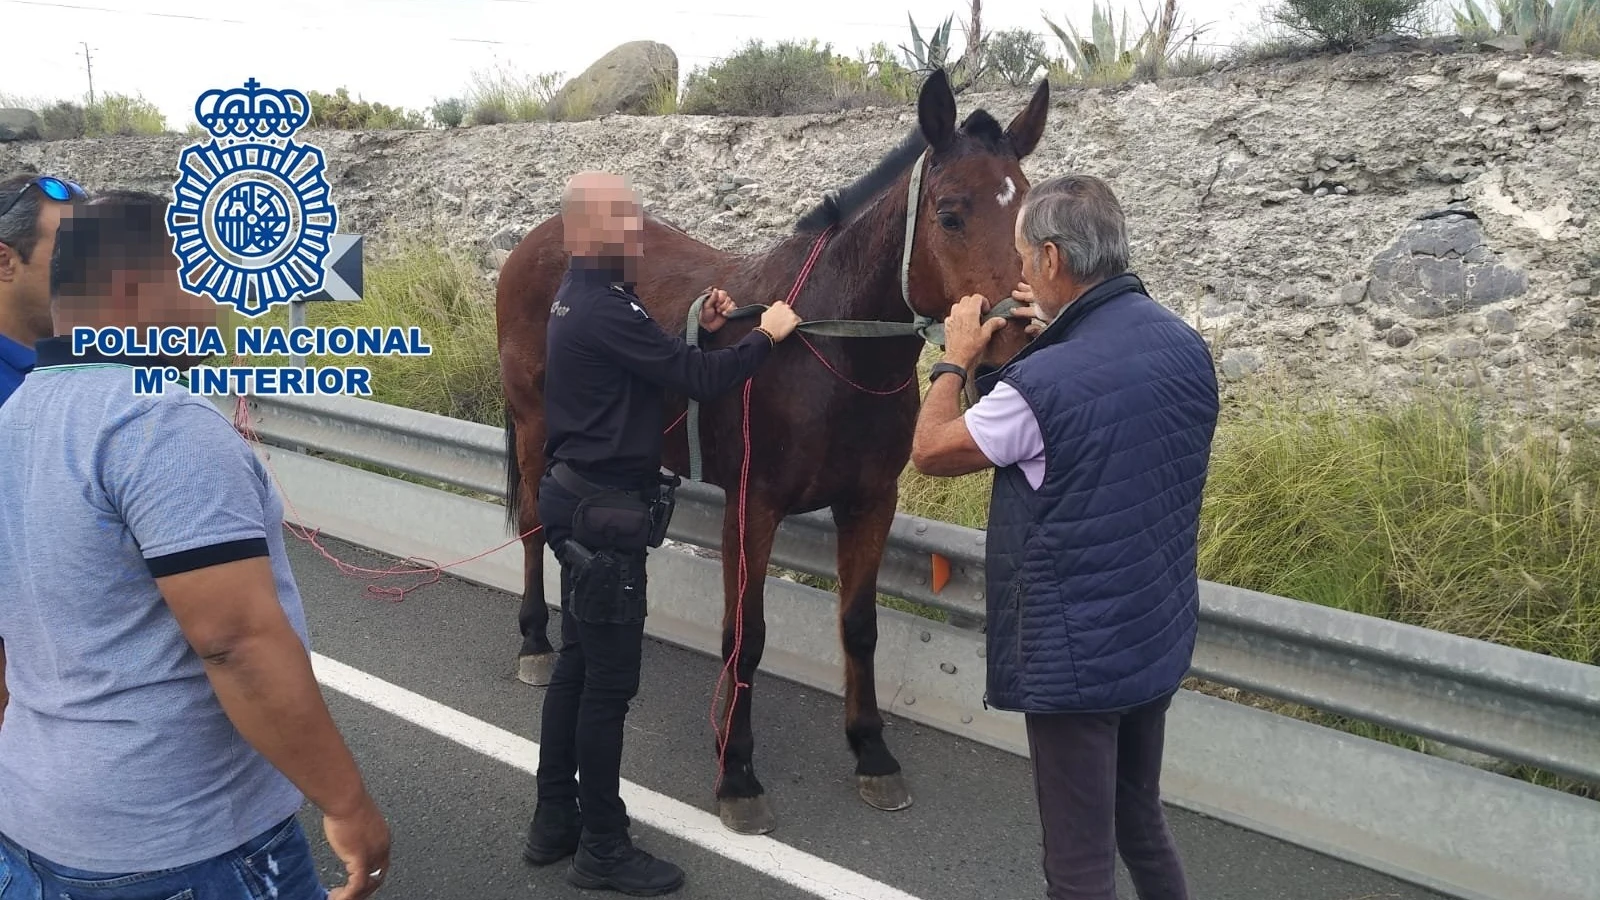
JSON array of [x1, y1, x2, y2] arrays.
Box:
[[1017, 174, 1129, 283], [0, 173, 50, 263]]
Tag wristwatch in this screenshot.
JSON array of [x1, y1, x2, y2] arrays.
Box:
[[928, 361, 967, 387]]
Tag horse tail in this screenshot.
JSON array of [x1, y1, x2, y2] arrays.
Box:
[[503, 395, 521, 534]]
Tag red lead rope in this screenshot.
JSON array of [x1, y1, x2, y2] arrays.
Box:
[[711, 225, 842, 791]]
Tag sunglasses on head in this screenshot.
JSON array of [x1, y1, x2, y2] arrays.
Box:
[[0, 176, 87, 221]]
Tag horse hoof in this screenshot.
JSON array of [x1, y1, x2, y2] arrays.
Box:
[[717, 796, 776, 835], [858, 773, 913, 811], [517, 653, 556, 686]]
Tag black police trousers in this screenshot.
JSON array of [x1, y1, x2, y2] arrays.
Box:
[[534, 473, 647, 837]]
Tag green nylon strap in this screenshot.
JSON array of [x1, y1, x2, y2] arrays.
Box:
[[685, 296, 705, 481], [679, 291, 1027, 482]]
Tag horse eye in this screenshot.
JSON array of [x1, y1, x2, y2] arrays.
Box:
[[937, 211, 963, 231]]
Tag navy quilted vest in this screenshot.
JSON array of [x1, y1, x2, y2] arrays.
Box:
[[974, 274, 1219, 714]]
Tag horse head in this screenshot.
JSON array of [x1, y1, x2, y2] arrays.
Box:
[[903, 68, 1049, 370]]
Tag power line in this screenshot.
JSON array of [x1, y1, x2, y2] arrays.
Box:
[[2, 0, 247, 23]]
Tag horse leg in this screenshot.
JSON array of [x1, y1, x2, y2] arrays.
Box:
[[833, 490, 912, 812], [515, 415, 557, 686], [713, 487, 780, 835]]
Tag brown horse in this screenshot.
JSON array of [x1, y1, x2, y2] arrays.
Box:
[[495, 68, 1049, 834]]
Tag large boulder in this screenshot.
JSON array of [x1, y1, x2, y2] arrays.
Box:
[[549, 41, 678, 119], [0, 109, 41, 142], [1367, 209, 1528, 319]]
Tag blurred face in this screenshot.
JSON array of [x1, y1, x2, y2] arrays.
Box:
[[62, 233, 223, 336], [564, 174, 643, 273], [87, 256, 222, 370], [118, 254, 225, 331]]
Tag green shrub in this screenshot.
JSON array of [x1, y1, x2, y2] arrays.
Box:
[[305, 88, 424, 130], [828, 42, 920, 106], [431, 97, 465, 128], [21, 93, 167, 139], [84, 93, 168, 136], [38, 100, 88, 140], [1267, 0, 1432, 49], [680, 39, 916, 117], [986, 27, 1050, 86], [462, 64, 561, 125]]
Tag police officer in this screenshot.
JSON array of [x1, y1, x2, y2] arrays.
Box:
[[524, 171, 800, 895]]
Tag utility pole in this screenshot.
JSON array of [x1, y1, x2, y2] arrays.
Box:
[[79, 42, 95, 105]]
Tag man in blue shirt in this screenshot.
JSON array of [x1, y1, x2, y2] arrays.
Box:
[[0, 173, 85, 405], [0, 190, 391, 899]]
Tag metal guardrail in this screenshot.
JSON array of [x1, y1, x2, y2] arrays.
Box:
[[222, 391, 1600, 788]]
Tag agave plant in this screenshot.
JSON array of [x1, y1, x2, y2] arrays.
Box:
[[1044, 0, 1211, 83], [902, 1, 992, 94], [1452, 0, 1600, 49], [901, 13, 956, 73], [1043, 2, 1145, 82]]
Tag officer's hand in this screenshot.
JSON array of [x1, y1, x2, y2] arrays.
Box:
[[758, 301, 801, 342], [700, 288, 736, 333]]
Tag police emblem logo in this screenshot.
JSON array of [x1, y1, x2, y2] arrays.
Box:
[[166, 78, 338, 318]]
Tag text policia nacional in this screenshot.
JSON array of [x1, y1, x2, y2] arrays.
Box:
[[73, 326, 433, 396]]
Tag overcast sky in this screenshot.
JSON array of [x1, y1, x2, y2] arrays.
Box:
[[3, 0, 1298, 129]]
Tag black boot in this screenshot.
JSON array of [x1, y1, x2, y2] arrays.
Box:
[[523, 800, 582, 865], [566, 828, 685, 896]]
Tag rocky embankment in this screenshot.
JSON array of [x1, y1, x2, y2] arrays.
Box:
[[3, 48, 1596, 427]]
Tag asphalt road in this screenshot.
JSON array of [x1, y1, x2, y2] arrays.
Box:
[[284, 531, 1445, 900]]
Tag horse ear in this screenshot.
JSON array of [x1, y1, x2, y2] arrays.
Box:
[[917, 68, 957, 151], [1005, 78, 1050, 158]]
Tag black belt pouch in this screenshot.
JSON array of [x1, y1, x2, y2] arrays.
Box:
[[566, 489, 652, 625]]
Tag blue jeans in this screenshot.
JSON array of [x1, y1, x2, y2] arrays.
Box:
[[0, 815, 327, 900]]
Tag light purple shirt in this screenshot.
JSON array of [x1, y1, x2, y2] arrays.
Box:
[[964, 381, 1046, 489]]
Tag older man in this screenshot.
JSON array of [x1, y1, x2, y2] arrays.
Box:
[[911, 174, 1219, 900], [526, 171, 799, 895], [0, 173, 86, 405]]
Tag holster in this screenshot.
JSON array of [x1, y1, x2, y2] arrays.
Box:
[[554, 538, 645, 625], [549, 463, 682, 624]]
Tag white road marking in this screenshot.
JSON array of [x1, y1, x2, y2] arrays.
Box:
[[311, 653, 930, 900], [996, 177, 1016, 207]]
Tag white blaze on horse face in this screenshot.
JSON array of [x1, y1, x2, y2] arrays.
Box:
[[996, 176, 1017, 207]]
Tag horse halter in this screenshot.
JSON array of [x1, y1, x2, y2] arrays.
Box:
[[678, 149, 1021, 483], [899, 149, 940, 344], [683, 148, 1020, 348], [899, 149, 1023, 346]]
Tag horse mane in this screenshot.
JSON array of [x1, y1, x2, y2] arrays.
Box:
[[793, 106, 1015, 235], [794, 128, 928, 234]]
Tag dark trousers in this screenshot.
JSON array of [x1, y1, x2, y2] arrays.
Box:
[[534, 475, 646, 837], [1025, 691, 1189, 900]]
